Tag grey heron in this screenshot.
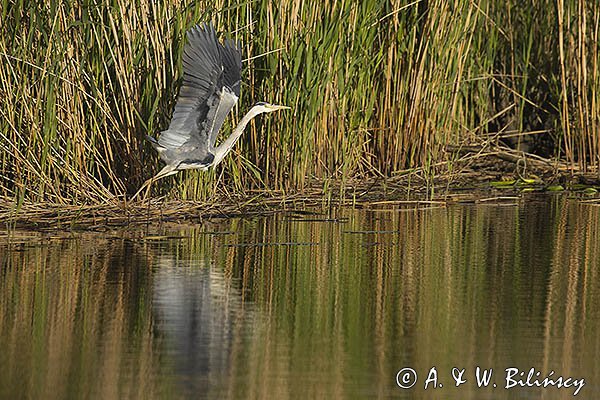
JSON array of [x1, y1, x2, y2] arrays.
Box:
[[132, 23, 289, 200]]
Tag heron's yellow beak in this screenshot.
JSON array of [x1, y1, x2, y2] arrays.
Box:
[[267, 104, 291, 111]]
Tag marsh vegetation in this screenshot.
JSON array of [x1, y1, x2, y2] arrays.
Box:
[[1, 1, 599, 205]]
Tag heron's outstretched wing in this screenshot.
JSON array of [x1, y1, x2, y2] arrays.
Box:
[[156, 24, 242, 157], [211, 36, 242, 148]]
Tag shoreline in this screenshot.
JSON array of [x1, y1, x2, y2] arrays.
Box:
[[2, 167, 599, 232]]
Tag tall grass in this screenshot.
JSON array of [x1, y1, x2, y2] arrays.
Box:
[[0, 0, 598, 203]]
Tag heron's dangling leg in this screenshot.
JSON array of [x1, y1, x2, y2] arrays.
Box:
[[130, 165, 179, 201], [130, 178, 153, 202]]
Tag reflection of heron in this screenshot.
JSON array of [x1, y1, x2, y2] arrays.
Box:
[[153, 257, 248, 396], [133, 24, 289, 200]]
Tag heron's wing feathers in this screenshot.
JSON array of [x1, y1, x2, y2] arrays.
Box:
[[220, 38, 242, 97], [157, 24, 242, 155], [205, 38, 243, 149]]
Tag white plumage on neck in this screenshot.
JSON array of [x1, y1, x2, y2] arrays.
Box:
[[212, 104, 276, 167]]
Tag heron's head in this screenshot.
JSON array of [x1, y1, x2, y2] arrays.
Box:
[[254, 101, 291, 113]]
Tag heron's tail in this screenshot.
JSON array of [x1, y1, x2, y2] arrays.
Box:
[[146, 135, 158, 145], [146, 135, 165, 152]]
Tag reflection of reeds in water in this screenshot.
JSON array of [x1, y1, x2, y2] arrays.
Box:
[[543, 203, 600, 383], [210, 202, 600, 399], [0, 201, 598, 399], [0, 238, 162, 400]]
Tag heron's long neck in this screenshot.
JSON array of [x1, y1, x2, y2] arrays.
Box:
[[212, 106, 263, 166]]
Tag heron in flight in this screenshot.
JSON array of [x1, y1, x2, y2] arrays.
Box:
[[132, 23, 289, 200]]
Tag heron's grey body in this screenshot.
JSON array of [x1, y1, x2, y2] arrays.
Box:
[[132, 23, 289, 200]]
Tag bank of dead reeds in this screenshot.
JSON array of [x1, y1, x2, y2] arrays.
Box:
[[0, 0, 599, 205]]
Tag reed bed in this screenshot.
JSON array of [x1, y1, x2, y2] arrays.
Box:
[[2, 172, 598, 231], [0, 0, 599, 206], [0, 179, 434, 230]]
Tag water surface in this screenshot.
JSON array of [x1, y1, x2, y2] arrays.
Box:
[[1, 197, 598, 399]]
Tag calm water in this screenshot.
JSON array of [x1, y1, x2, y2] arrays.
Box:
[[1, 197, 599, 399]]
